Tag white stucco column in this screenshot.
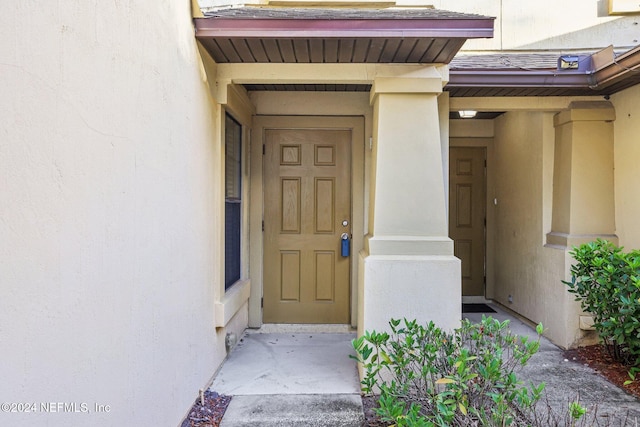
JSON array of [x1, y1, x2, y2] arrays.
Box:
[[358, 67, 461, 336], [543, 101, 618, 348]]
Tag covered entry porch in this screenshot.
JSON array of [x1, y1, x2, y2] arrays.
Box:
[[194, 5, 495, 335]]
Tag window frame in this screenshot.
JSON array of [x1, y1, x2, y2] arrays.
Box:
[[224, 113, 243, 290]]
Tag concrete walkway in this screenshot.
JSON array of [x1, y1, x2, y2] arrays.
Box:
[[466, 307, 640, 424], [211, 306, 640, 426], [211, 326, 363, 426]]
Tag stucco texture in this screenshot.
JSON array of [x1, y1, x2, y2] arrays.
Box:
[[491, 112, 585, 348], [613, 84, 640, 250], [435, 0, 638, 51], [0, 1, 236, 425]]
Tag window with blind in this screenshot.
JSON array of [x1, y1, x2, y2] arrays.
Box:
[[225, 114, 242, 290]]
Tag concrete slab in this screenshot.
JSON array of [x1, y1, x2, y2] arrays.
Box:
[[211, 332, 360, 395], [468, 304, 640, 423], [520, 343, 640, 422], [219, 394, 364, 427]]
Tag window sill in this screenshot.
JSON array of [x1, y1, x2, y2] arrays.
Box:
[[215, 279, 250, 328]]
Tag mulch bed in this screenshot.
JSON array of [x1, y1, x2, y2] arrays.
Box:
[[362, 395, 393, 427], [181, 390, 231, 427], [563, 344, 640, 399]]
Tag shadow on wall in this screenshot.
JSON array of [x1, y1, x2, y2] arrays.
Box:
[[515, 15, 639, 50]]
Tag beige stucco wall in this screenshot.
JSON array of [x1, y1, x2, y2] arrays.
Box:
[[0, 2, 243, 426], [612, 84, 640, 250], [490, 112, 588, 348], [437, 0, 639, 51]]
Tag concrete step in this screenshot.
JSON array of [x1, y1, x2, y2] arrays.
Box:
[[220, 394, 364, 427]]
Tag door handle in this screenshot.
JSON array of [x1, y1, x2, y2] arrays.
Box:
[[341, 233, 350, 257]]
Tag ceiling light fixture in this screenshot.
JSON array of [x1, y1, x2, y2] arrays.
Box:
[[458, 110, 477, 119]]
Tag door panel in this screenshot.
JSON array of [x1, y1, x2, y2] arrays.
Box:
[[449, 147, 486, 296], [264, 128, 351, 323]]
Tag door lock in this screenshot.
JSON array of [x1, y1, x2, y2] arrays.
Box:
[[341, 233, 350, 257]]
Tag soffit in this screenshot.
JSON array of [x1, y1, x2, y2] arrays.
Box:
[[194, 6, 494, 64]]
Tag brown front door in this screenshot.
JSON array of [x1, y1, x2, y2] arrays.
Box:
[[263, 127, 351, 323], [449, 147, 486, 296]]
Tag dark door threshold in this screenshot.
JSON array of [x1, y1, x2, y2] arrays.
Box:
[[462, 303, 496, 313]]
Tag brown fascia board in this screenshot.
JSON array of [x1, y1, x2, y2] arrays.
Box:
[[448, 69, 592, 89], [194, 17, 494, 39]]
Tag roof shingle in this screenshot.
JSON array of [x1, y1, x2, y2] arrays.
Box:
[[203, 6, 493, 20]]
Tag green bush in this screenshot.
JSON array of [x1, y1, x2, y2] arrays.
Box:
[[564, 239, 640, 365], [352, 316, 547, 426]]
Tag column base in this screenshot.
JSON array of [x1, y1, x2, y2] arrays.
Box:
[[358, 252, 461, 337], [366, 235, 454, 256]]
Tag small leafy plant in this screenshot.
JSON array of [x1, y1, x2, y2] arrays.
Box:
[[564, 239, 640, 365], [568, 401, 587, 425], [352, 316, 548, 426]]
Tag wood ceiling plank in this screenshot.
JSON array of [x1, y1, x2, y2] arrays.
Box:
[[406, 38, 434, 62], [262, 39, 284, 62], [352, 39, 370, 63], [324, 39, 339, 63], [392, 38, 419, 63], [202, 39, 230, 63], [245, 39, 270, 62], [277, 39, 297, 62], [365, 39, 386, 63], [338, 39, 355, 63], [433, 39, 465, 63], [379, 38, 401, 62], [292, 39, 310, 63], [215, 38, 243, 62], [309, 39, 324, 63], [419, 37, 448, 63], [230, 38, 256, 62]]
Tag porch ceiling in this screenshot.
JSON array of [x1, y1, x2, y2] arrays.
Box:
[[194, 6, 494, 64]]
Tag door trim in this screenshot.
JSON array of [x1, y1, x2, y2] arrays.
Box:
[[449, 146, 486, 297], [249, 116, 365, 327], [450, 137, 494, 301]]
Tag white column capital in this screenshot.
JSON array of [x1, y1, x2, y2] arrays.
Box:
[[370, 67, 444, 105], [367, 81, 450, 256], [553, 101, 615, 127]]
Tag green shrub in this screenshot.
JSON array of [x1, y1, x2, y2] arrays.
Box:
[[352, 316, 547, 426], [564, 239, 640, 365]]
